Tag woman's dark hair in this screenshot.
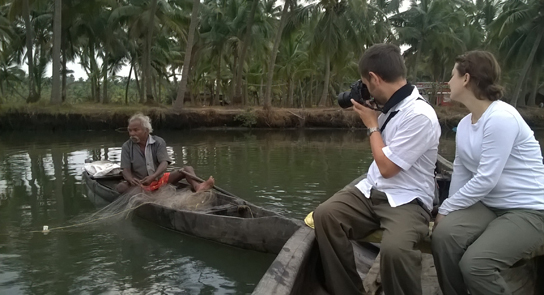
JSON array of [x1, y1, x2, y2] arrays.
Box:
[[455, 51, 504, 101]]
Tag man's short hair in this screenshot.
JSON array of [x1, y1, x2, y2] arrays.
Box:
[[358, 44, 406, 83], [129, 113, 153, 133]]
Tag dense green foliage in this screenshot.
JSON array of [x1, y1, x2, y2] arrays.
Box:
[[0, 0, 543, 108]]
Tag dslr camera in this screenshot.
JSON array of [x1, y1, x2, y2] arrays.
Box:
[[337, 80, 372, 108]]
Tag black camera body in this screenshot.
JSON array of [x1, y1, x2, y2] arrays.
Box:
[[337, 80, 372, 108]]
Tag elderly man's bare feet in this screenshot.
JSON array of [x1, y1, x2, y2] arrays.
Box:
[[196, 176, 215, 192]]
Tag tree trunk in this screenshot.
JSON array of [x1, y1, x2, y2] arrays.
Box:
[[174, 0, 200, 110], [153, 74, 157, 102], [156, 75, 161, 104], [142, 39, 148, 102], [517, 75, 530, 107], [288, 77, 294, 107], [134, 64, 144, 103], [263, 0, 290, 109], [412, 39, 423, 81], [190, 83, 195, 106], [23, 0, 37, 103], [214, 49, 222, 106], [310, 74, 314, 106], [234, 0, 259, 104], [61, 46, 67, 102], [91, 76, 96, 102], [318, 54, 331, 106], [35, 48, 45, 98], [50, 0, 62, 105], [243, 80, 248, 105], [125, 63, 133, 105], [230, 46, 238, 100], [511, 30, 543, 107], [528, 69, 540, 107], [102, 55, 108, 104], [208, 83, 214, 106], [172, 67, 177, 84], [96, 77, 101, 104], [89, 46, 100, 103], [145, 0, 159, 104], [299, 80, 304, 108], [258, 76, 263, 105]]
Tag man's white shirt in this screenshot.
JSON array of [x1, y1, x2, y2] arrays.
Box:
[[356, 86, 441, 212]]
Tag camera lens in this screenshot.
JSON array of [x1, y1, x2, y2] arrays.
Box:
[[337, 91, 353, 108]]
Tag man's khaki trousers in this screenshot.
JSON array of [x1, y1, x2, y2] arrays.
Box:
[[314, 185, 431, 295]]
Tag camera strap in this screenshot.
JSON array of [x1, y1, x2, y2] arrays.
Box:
[[380, 111, 399, 133], [380, 97, 427, 133], [377, 83, 413, 133]]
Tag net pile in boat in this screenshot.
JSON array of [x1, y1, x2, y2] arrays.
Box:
[[89, 185, 219, 221]]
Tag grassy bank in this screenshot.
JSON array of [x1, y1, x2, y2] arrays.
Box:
[[1, 102, 543, 131]]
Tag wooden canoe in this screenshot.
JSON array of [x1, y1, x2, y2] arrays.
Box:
[[82, 171, 303, 254], [253, 155, 544, 294]]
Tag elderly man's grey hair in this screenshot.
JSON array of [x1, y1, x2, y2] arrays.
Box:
[[129, 113, 153, 133]]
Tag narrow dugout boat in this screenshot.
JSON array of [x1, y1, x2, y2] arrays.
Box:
[[253, 155, 544, 295], [82, 170, 303, 254]]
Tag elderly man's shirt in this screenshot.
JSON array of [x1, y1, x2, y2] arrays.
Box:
[[120, 135, 171, 180]]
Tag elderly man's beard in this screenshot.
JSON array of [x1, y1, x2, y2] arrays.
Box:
[[130, 136, 140, 143]]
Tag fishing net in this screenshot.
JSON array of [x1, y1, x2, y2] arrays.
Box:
[[85, 185, 221, 223]]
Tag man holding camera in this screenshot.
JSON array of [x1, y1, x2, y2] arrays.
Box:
[[313, 43, 440, 295]]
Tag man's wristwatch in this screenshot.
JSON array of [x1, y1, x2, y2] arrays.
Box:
[[367, 127, 380, 136]]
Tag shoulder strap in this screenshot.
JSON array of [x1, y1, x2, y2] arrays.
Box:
[[380, 110, 399, 133], [380, 97, 429, 133]]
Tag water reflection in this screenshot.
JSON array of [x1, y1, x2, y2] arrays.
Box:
[[1, 128, 537, 294]]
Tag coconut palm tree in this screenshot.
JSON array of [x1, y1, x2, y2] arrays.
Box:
[[143, 0, 159, 103], [276, 30, 307, 107], [71, 0, 112, 102], [298, 0, 389, 106], [390, 0, 465, 82], [29, 1, 53, 100], [198, 0, 241, 105], [0, 50, 26, 101], [489, 0, 544, 106], [50, 0, 61, 104], [263, 0, 290, 109], [7, 0, 40, 102], [173, 0, 200, 110], [231, 0, 259, 104], [0, 4, 14, 42], [110, 0, 180, 104]]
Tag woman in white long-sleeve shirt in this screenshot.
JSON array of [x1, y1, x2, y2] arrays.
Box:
[[431, 51, 544, 295]]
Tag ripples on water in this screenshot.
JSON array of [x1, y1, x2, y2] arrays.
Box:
[[0, 128, 496, 294]]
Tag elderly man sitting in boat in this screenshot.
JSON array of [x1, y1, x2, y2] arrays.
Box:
[[116, 113, 215, 193]]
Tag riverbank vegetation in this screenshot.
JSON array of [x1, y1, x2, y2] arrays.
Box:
[[1, 102, 544, 131], [0, 0, 543, 111]]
